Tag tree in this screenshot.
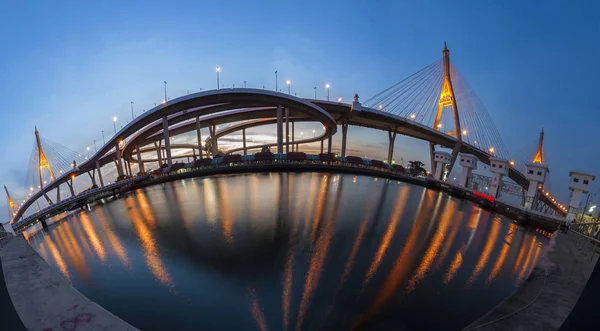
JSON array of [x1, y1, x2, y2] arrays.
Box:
[[408, 160, 427, 177]]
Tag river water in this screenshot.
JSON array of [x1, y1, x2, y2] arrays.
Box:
[[24, 172, 548, 330]]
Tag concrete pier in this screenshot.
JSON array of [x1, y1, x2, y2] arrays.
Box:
[[463, 233, 598, 330], [0, 236, 138, 331]]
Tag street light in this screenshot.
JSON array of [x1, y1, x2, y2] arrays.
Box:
[[410, 114, 416, 119], [489, 147, 495, 155], [325, 83, 330, 101], [86, 146, 90, 158], [462, 129, 468, 136], [130, 101, 134, 120], [275, 71, 278, 91], [164, 81, 167, 102], [216, 66, 221, 90], [286, 80, 291, 94], [113, 117, 118, 134], [313, 129, 316, 137], [337, 97, 342, 102], [314, 87, 317, 99]]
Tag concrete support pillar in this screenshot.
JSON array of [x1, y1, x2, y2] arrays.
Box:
[[429, 143, 436, 175], [433, 151, 451, 180], [327, 131, 332, 154], [387, 129, 396, 164], [136, 145, 145, 174], [154, 141, 163, 166], [96, 161, 104, 187], [127, 160, 133, 177], [446, 141, 463, 178], [341, 121, 349, 157], [56, 185, 61, 202], [524, 181, 539, 209], [489, 173, 504, 198], [196, 116, 203, 159], [276, 105, 283, 154], [162, 115, 173, 167], [115, 143, 124, 177], [292, 121, 295, 152], [67, 179, 75, 196], [285, 108, 290, 154], [459, 167, 472, 188], [242, 128, 247, 156], [320, 139, 324, 154], [87, 170, 97, 186]]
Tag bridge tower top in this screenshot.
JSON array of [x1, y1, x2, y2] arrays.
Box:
[[434, 42, 462, 143], [533, 127, 545, 164], [35, 127, 56, 202], [4, 185, 18, 219]]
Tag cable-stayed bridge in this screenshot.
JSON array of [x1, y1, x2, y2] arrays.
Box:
[[4, 43, 572, 232]]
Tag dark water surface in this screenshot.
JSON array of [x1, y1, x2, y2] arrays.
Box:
[[25, 172, 548, 330]]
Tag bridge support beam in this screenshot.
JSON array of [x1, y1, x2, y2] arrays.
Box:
[[40, 218, 48, 231], [154, 141, 163, 166], [446, 142, 463, 180], [320, 139, 324, 154], [162, 115, 173, 167], [429, 143, 436, 175], [285, 108, 290, 154], [292, 121, 295, 152], [127, 161, 133, 177], [276, 105, 283, 154], [115, 143, 124, 177], [96, 161, 104, 187], [66, 179, 75, 196], [56, 185, 60, 202], [387, 129, 397, 164], [242, 128, 247, 156], [327, 132, 333, 154], [208, 124, 217, 156], [196, 116, 203, 159], [87, 169, 97, 187], [341, 120, 349, 157], [136, 145, 145, 174]]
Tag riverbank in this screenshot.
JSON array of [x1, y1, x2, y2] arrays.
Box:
[[463, 232, 598, 330], [0, 235, 138, 331]]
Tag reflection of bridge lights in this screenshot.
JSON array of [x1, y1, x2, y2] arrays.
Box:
[[410, 114, 416, 119]]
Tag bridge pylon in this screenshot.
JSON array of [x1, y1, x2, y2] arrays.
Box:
[[430, 42, 463, 177], [4, 185, 18, 220], [35, 127, 55, 205]]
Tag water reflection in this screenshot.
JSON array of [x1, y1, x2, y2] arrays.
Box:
[[25, 173, 548, 331]]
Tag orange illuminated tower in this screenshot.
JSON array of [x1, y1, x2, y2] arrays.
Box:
[[433, 42, 462, 141], [4, 185, 18, 220], [35, 127, 55, 205], [533, 127, 544, 164], [430, 42, 463, 178]]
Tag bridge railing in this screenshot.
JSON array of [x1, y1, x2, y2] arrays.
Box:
[[569, 222, 600, 262]]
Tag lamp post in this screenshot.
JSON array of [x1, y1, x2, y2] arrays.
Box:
[[113, 117, 118, 135], [94, 140, 97, 152], [130, 101, 134, 120], [164, 81, 167, 102], [244, 80, 246, 88], [102, 131, 105, 145], [216, 66, 220, 90], [275, 71, 278, 92], [86, 146, 90, 158], [325, 83, 330, 101], [313, 129, 316, 137], [314, 87, 317, 99], [286, 80, 291, 94]]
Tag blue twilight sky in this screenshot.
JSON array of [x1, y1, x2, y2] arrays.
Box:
[[0, 0, 599, 218]]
